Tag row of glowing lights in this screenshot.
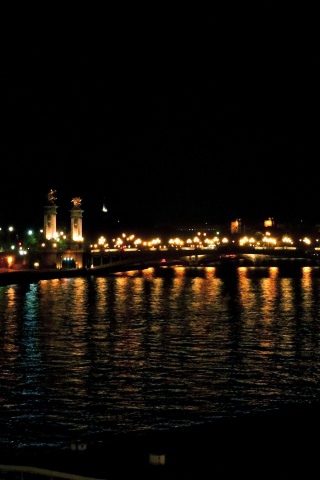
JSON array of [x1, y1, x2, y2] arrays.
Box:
[[1, 229, 71, 255], [90, 231, 320, 251], [2, 228, 319, 256]]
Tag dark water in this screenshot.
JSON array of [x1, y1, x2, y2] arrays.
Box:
[[0, 265, 319, 455]]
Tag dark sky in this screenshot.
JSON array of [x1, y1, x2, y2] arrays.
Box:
[[1, 10, 319, 236]]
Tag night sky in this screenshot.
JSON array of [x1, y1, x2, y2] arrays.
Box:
[[1, 11, 319, 236]]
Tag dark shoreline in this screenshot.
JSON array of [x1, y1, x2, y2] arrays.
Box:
[[0, 267, 90, 286], [1, 258, 320, 287], [1, 401, 319, 479]]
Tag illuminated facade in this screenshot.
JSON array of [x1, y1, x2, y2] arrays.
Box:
[[231, 218, 241, 234], [70, 197, 83, 241], [44, 189, 58, 240]]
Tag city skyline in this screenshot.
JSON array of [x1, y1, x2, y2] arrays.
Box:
[[1, 190, 320, 247], [1, 12, 319, 232]]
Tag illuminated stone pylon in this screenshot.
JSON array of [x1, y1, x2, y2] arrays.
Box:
[[70, 197, 83, 242], [44, 189, 58, 240]]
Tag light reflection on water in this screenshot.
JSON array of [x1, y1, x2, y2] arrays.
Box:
[[0, 265, 319, 452]]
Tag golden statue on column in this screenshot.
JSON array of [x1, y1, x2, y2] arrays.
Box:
[[71, 197, 82, 207], [47, 189, 57, 205]]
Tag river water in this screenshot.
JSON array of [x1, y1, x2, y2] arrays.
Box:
[[0, 264, 319, 456]]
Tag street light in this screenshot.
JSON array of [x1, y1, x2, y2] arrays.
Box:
[[8, 226, 14, 249]]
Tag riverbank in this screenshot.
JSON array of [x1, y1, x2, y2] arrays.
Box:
[[1, 260, 320, 287], [0, 267, 90, 286], [1, 401, 319, 479], [0, 263, 148, 286]]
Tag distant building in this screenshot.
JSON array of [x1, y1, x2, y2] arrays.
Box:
[[231, 219, 241, 234], [264, 217, 274, 228]]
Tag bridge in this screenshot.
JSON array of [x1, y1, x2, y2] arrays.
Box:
[[1, 246, 319, 287], [88, 246, 320, 273]]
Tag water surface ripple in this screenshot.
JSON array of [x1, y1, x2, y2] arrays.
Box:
[[0, 265, 319, 453]]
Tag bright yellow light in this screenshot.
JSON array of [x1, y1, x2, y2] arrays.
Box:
[[239, 236, 249, 246], [262, 236, 277, 246], [282, 236, 293, 244]]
